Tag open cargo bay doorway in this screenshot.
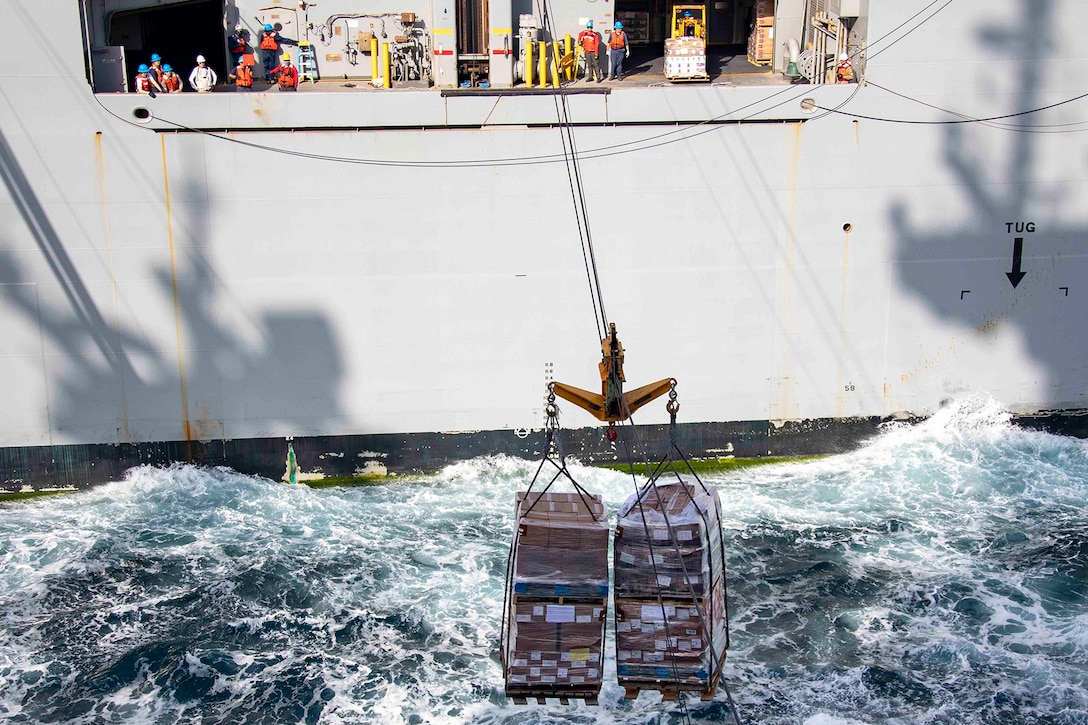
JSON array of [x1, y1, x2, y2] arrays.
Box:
[[613, 0, 753, 46], [108, 0, 226, 90]]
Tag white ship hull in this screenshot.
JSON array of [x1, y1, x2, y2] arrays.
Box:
[[1, 0, 1085, 487]]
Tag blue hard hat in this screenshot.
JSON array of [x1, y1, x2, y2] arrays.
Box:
[[684, 10, 692, 16], [264, 24, 273, 31], [615, 21, 623, 28], [137, 64, 149, 73], [162, 64, 172, 72], [150, 53, 161, 62], [238, 56, 246, 64], [586, 20, 593, 27]]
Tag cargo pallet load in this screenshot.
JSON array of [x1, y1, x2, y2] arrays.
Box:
[[613, 479, 728, 701], [501, 489, 609, 704]]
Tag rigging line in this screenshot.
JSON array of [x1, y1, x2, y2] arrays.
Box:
[[860, 0, 952, 55], [815, 88, 1088, 125], [542, 0, 610, 340], [92, 81, 813, 170], [866, 0, 956, 62], [555, 91, 608, 339], [864, 80, 1088, 132]]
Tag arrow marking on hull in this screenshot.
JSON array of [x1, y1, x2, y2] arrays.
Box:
[[1006, 236, 1026, 288]]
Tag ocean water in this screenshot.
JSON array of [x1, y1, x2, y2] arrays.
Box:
[[1, 397, 1086, 724]]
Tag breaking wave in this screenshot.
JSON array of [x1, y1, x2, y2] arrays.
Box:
[[0, 396, 1085, 723]]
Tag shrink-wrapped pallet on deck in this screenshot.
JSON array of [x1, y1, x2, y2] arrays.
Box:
[[613, 481, 728, 698], [504, 490, 609, 703]]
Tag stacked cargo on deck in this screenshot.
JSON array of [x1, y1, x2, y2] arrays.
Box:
[[613, 480, 728, 699], [502, 490, 609, 704], [664, 37, 708, 81]]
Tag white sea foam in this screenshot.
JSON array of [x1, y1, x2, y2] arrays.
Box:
[[1, 396, 1086, 723]]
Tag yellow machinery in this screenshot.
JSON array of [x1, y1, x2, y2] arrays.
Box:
[[551, 323, 673, 424], [671, 4, 706, 39], [665, 4, 709, 81]]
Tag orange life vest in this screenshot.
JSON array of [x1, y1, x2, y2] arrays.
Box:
[[277, 66, 298, 87], [135, 74, 152, 92], [234, 64, 253, 87], [608, 30, 627, 50], [260, 31, 279, 51], [163, 72, 181, 92], [578, 30, 599, 54]]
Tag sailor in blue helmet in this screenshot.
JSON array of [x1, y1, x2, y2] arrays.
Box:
[[682, 9, 697, 36], [606, 21, 629, 81], [148, 52, 164, 86], [258, 23, 282, 81], [134, 63, 161, 94]]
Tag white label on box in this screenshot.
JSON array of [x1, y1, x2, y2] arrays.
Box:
[[675, 609, 689, 620], [677, 529, 693, 541], [657, 574, 672, 586], [533, 606, 544, 617], [655, 640, 668, 650], [590, 652, 600, 662], [516, 614, 531, 622], [645, 652, 664, 662], [617, 621, 631, 632], [653, 529, 669, 540], [641, 605, 675, 621], [594, 607, 602, 618], [651, 554, 666, 565], [530, 667, 540, 676], [541, 675, 556, 683], [630, 619, 642, 631], [546, 605, 576, 623], [687, 575, 700, 584], [531, 651, 542, 661], [620, 552, 637, 565], [571, 676, 584, 684], [509, 674, 527, 683], [678, 639, 692, 651], [543, 659, 557, 667], [576, 615, 591, 624], [572, 659, 586, 668], [692, 638, 702, 648], [558, 668, 568, 677], [513, 658, 528, 667], [588, 668, 598, 678], [561, 652, 571, 661]]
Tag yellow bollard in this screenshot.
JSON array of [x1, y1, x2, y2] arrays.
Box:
[[550, 42, 560, 88], [371, 36, 379, 81], [382, 42, 391, 88], [526, 39, 533, 87], [564, 35, 572, 81], [537, 41, 547, 88]]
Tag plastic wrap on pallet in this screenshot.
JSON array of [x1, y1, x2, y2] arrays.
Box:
[[512, 491, 609, 594], [665, 36, 705, 55], [615, 576, 728, 687], [506, 601, 606, 688], [613, 481, 723, 598]]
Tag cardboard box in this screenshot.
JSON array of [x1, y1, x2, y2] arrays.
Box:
[[755, 0, 775, 26]]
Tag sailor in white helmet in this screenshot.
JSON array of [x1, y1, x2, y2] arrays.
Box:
[[836, 51, 854, 83], [189, 54, 218, 92]]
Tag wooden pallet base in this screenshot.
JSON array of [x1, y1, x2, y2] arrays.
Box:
[[506, 687, 599, 706], [622, 683, 716, 702]]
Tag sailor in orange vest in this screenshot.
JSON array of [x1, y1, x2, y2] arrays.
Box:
[[160, 64, 183, 93], [835, 51, 855, 83], [258, 23, 282, 81], [606, 21, 629, 80], [577, 21, 602, 83], [148, 53, 165, 86], [134, 63, 163, 95], [269, 53, 299, 91], [228, 56, 254, 92]]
